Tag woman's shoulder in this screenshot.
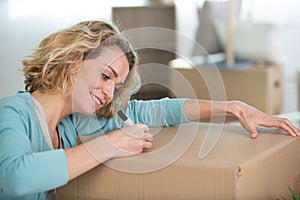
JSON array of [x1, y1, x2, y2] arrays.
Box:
[[0, 91, 32, 112]]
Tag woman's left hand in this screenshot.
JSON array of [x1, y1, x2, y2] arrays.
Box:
[[229, 101, 300, 139]]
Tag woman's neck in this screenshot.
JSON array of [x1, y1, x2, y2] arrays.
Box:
[[31, 91, 72, 132]]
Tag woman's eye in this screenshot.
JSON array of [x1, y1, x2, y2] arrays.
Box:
[[102, 73, 110, 81]]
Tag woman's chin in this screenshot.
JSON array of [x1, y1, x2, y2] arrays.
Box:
[[74, 105, 98, 116]]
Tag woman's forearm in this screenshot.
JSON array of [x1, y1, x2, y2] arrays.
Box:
[[183, 99, 242, 121], [64, 141, 103, 181]]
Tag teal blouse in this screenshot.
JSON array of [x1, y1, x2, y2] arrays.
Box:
[[0, 92, 189, 200]]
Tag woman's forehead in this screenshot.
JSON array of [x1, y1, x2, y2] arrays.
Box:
[[99, 46, 128, 64], [83, 48, 126, 68]]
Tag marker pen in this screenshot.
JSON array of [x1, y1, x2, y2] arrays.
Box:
[[117, 110, 134, 126]]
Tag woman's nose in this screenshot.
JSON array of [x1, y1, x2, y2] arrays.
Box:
[[102, 83, 115, 100]]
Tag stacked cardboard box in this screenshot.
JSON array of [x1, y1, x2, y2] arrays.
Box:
[[168, 60, 283, 115], [57, 113, 300, 200]]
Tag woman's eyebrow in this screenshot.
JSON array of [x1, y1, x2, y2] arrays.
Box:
[[105, 65, 118, 78]]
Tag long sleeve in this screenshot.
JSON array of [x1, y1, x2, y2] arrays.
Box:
[[74, 97, 191, 137], [0, 94, 69, 199], [125, 97, 190, 126]]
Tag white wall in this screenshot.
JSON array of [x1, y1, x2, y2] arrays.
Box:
[[1, 0, 300, 112], [0, 0, 112, 97]]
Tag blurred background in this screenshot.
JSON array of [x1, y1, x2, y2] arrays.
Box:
[[1, 0, 300, 114]]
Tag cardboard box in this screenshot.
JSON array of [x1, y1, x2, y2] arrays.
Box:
[[168, 60, 283, 115], [57, 112, 300, 200], [112, 2, 176, 100]]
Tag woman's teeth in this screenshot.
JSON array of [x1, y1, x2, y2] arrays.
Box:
[[91, 92, 101, 106]]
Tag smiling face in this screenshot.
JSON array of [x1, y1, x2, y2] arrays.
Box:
[[72, 46, 129, 116]]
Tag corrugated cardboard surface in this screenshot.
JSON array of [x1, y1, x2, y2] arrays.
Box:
[[57, 113, 300, 200]]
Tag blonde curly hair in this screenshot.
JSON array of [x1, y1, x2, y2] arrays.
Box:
[[22, 19, 140, 118]]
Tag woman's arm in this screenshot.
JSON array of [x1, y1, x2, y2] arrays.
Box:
[[65, 124, 152, 181], [184, 99, 300, 138]]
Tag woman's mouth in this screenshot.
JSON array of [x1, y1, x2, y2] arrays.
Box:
[[90, 92, 104, 109]]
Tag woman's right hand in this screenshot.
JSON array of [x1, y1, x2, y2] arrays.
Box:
[[106, 124, 153, 158], [65, 124, 153, 181], [82, 124, 153, 164]]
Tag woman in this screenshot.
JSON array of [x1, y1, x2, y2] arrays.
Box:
[[0, 19, 298, 200]]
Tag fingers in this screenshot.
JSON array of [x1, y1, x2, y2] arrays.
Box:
[[125, 136, 153, 155], [235, 103, 300, 138], [240, 114, 300, 139], [250, 131, 258, 139], [143, 141, 152, 149], [104, 124, 153, 158], [127, 124, 153, 154], [252, 116, 300, 138], [121, 124, 152, 140], [136, 123, 150, 133], [138, 125, 153, 141], [136, 140, 152, 151], [245, 125, 258, 139], [273, 118, 300, 137], [281, 118, 300, 136], [262, 117, 299, 137], [144, 133, 154, 142], [129, 124, 153, 151]]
